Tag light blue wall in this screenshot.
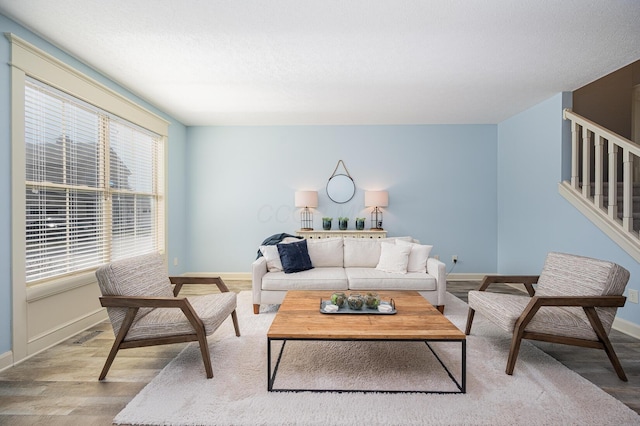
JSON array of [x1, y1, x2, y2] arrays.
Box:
[[497, 92, 640, 325], [167, 123, 188, 274], [0, 14, 188, 355], [185, 125, 498, 273]]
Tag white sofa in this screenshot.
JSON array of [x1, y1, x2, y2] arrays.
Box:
[[251, 236, 447, 314]]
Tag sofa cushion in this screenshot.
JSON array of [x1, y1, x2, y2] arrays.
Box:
[[307, 237, 344, 267], [277, 239, 313, 273], [343, 238, 382, 267], [376, 242, 411, 274], [262, 267, 348, 291], [396, 240, 433, 273], [346, 268, 437, 291]]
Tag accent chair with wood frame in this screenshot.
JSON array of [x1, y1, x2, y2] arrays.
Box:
[[95, 253, 240, 380], [465, 252, 630, 381]]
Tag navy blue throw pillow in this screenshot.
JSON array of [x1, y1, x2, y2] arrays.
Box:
[[277, 239, 313, 274]]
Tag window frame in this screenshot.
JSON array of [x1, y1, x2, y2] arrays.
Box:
[[9, 33, 168, 299]]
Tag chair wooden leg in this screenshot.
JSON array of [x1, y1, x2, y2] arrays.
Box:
[[253, 304, 260, 314], [231, 310, 241, 337], [99, 341, 122, 380], [600, 335, 628, 381], [196, 331, 213, 379], [465, 308, 475, 335], [584, 307, 628, 381], [506, 330, 525, 375], [99, 308, 138, 380]]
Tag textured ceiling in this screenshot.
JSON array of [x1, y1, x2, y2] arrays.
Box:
[[1, 1, 640, 126]]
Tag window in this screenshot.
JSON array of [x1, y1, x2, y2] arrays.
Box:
[[24, 78, 165, 283]]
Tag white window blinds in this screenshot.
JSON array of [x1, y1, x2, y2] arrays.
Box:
[[25, 78, 165, 283]]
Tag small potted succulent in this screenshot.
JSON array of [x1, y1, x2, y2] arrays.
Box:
[[347, 293, 365, 310], [322, 217, 333, 230], [355, 217, 366, 230], [364, 292, 380, 309], [331, 292, 346, 307], [338, 217, 348, 230]]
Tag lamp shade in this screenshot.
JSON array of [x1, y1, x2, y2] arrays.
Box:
[[364, 191, 388, 207], [295, 191, 318, 208]]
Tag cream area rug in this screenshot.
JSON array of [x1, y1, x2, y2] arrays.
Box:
[[114, 291, 639, 425]]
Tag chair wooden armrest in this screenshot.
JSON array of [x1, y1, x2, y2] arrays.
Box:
[[478, 275, 540, 296], [525, 295, 627, 309], [169, 276, 231, 296], [99, 295, 192, 309]]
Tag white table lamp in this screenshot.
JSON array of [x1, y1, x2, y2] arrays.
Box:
[[365, 191, 388, 230], [295, 191, 318, 230]]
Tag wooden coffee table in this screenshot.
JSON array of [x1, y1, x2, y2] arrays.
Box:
[[267, 290, 466, 393]]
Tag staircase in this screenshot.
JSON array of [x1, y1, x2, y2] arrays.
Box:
[[559, 109, 640, 262]]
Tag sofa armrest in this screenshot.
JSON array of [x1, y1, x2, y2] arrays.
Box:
[[426, 257, 447, 305], [252, 257, 268, 306]]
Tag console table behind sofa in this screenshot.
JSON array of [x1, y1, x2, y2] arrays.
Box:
[[295, 230, 387, 239]]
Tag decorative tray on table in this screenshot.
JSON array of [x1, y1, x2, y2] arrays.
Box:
[[319, 299, 396, 315]]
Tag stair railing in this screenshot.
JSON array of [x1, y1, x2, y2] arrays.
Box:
[[561, 109, 640, 261]]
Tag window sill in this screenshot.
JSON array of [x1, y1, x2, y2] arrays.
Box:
[[26, 271, 97, 303]]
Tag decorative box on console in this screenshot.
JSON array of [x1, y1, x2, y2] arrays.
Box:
[[296, 230, 387, 239]]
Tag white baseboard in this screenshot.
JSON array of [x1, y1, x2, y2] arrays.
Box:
[[0, 350, 13, 372], [25, 309, 108, 364], [446, 273, 487, 281], [612, 316, 640, 340], [182, 272, 251, 281]]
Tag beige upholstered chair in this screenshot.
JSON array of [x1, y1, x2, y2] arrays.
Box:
[[465, 252, 630, 380], [95, 253, 240, 380]]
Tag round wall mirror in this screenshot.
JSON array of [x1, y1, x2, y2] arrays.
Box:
[[326, 174, 356, 203]]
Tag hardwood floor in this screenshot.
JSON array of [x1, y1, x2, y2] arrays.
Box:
[[0, 281, 638, 425]]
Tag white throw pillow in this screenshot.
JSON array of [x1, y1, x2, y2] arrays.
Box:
[[396, 240, 433, 273], [376, 242, 411, 274], [306, 237, 344, 267], [259, 245, 284, 272], [343, 238, 382, 268]]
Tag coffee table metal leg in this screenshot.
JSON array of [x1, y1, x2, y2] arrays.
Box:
[[267, 338, 272, 391], [462, 339, 466, 393], [268, 338, 287, 391], [425, 339, 466, 394]]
